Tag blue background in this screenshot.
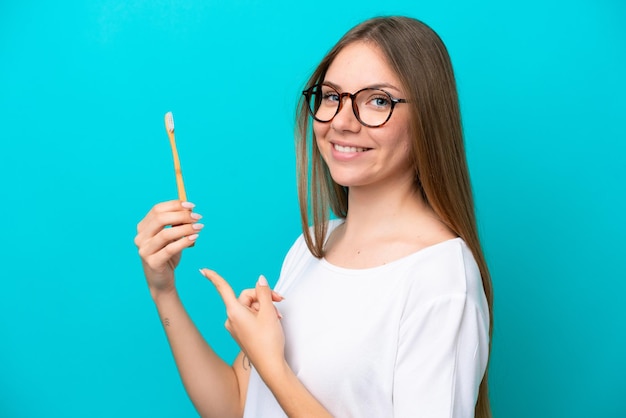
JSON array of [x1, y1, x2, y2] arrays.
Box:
[[1, 1, 624, 417]]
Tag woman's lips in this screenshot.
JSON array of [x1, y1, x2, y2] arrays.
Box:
[[333, 143, 371, 153], [330, 142, 372, 161]]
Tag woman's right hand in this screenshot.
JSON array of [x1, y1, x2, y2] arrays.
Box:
[[134, 200, 203, 297]]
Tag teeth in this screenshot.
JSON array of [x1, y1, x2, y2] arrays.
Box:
[[334, 144, 367, 153]]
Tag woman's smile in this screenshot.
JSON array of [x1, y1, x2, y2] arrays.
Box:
[[332, 143, 370, 153]]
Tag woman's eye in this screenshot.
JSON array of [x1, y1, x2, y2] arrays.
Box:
[[370, 96, 390, 107], [322, 92, 340, 102]]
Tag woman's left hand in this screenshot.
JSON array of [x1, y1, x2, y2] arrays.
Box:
[[200, 269, 286, 377]]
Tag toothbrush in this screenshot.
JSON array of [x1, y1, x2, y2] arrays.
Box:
[[164, 111, 188, 202]]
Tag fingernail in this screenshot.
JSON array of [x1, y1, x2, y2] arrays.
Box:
[[257, 275, 268, 286], [182, 201, 195, 209], [188, 234, 199, 241], [190, 212, 202, 220], [277, 311, 283, 319], [192, 223, 205, 230], [198, 269, 206, 277]]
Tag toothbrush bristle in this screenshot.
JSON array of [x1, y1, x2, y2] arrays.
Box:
[[165, 112, 175, 133]]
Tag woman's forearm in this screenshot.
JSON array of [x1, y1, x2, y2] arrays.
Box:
[[152, 289, 244, 418], [260, 360, 333, 418]]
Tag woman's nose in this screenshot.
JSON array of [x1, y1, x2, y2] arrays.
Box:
[[331, 97, 361, 132]]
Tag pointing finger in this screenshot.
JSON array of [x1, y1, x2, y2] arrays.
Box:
[[199, 269, 238, 307]]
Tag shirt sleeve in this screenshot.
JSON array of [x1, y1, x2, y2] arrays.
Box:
[[272, 233, 308, 295], [393, 293, 489, 418]]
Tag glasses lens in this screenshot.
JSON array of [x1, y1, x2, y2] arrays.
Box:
[[354, 89, 393, 127], [306, 85, 339, 122], [305, 85, 395, 127]]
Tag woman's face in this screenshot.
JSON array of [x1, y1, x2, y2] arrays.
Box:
[[314, 41, 413, 190]]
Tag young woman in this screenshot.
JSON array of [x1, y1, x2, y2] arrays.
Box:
[[135, 16, 493, 418]]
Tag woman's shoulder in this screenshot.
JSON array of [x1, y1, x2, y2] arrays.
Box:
[[274, 220, 343, 291], [289, 218, 344, 257], [396, 238, 485, 304]]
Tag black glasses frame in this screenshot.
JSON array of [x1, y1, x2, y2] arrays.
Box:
[[302, 83, 408, 128]]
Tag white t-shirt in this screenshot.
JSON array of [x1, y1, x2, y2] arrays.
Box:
[[243, 221, 490, 418]]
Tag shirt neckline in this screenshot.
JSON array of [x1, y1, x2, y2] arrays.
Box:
[[320, 235, 463, 274]]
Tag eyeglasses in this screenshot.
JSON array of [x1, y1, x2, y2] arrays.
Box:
[[302, 83, 408, 128]]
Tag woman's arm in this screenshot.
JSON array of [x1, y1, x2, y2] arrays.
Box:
[[151, 289, 248, 418], [258, 360, 334, 418], [202, 270, 333, 418], [135, 200, 248, 418], [393, 294, 489, 418]]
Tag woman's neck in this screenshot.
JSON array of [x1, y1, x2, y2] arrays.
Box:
[[342, 174, 432, 236], [323, 173, 456, 268]]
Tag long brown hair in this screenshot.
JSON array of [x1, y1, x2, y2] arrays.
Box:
[[295, 16, 493, 417]]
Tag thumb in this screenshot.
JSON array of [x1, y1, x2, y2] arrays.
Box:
[[257, 275, 283, 320], [255, 275, 273, 311]]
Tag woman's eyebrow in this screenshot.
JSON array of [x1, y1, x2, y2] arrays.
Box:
[[322, 80, 342, 90], [368, 82, 402, 93], [323, 80, 403, 94]]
